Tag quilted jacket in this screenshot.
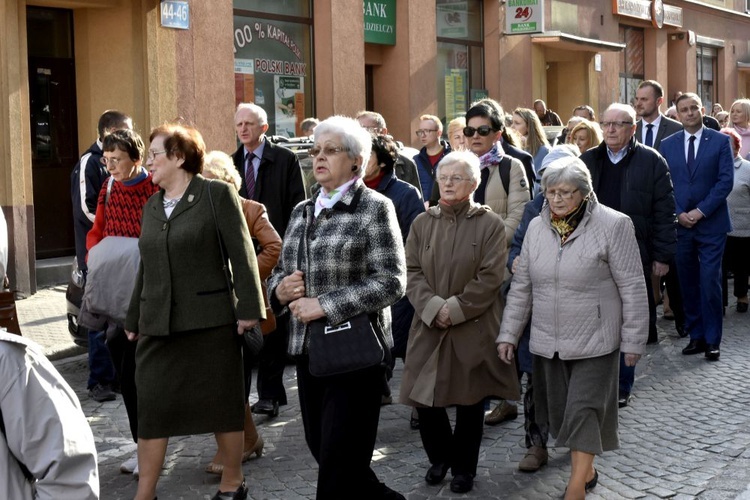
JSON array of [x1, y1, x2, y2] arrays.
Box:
[[497, 195, 649, 359], [267, 180, 406, 356]]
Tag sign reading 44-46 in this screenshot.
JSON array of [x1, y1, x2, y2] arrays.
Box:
[[505, 0, 543, 34], [161, 1, 189, 30]]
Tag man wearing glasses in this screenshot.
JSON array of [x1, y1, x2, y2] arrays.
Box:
[[413, 114, 449, 204], [580, 103, 676, 407], [355, 111, 422, 197]]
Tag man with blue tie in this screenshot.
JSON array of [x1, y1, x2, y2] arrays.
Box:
[[659, 93, 734, 361]]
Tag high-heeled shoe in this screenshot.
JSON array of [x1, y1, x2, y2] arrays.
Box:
[[206, 436, 265, 474], [241, 435, 264, 462], [211, 480, 248, 500]]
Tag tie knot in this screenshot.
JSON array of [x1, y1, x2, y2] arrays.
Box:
[[646, 124, 653, 130], [247, 152, 256, 162], [689, 135, 696, 142]]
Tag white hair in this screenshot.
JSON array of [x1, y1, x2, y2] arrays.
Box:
[[235, 102, 268, 126], [313, 116, 373, 175]]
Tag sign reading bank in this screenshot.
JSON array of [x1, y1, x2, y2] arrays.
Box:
[[364, 0, 396, 45]]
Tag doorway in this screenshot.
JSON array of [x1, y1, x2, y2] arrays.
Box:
[[27, 6, 78, 259]]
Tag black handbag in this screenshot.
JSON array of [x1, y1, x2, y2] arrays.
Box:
[[296, 225, 389, 377], [207, 181, 264, 356], [0, 289, 21, 335], [308, 313, 386, 377]]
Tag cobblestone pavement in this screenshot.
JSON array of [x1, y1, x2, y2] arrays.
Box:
[[15, 286, 750, 499]]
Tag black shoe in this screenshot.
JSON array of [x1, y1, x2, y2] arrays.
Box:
[[738, 302, 748, 313], [682, 339, 706, 355], [705, 344, 720, 361], [618, 392, 631, 408], [450, 474, 474, 493], [88, 383, 116, 402], [585, 469, 598, 492], [251, 399, 279, 417], [425, 462, 450, 485], [675, 324, 687, 338], [211, 480, 248, 500]]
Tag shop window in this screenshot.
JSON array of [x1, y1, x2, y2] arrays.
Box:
[[436, 0, 484, 123], [697, 46, 717, 111], [618, 26, 644, 107], [233, 1, 313, 137]]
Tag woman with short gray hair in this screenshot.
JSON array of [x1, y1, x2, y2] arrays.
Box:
[[497, 157, 648, 498]]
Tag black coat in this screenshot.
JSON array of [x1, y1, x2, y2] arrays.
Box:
[[635, 114, 683, 149], [581, 138, 676, 267], [232, 139, 306, 238]]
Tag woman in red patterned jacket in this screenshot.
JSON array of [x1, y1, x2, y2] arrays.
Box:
[[85, 128, 158, 477]]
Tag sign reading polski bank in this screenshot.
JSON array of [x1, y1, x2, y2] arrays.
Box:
[[364, 0, 396, 45], [505, 0, 543, 34]]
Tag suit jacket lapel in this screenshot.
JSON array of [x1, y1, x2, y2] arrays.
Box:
[[166, 175, 205, 221], [691, 132, 712, 176]]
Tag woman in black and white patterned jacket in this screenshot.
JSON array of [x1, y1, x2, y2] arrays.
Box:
[[267, 115, 406, 500]]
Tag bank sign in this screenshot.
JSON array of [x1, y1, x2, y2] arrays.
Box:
[[505, 0, 544, 34], [364, 0, 396, 45]]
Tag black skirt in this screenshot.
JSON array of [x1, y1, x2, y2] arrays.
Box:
[[135, 324, 245, 439]]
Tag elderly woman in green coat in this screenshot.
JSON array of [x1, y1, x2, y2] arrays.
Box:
[[400, 151, 520, 494]]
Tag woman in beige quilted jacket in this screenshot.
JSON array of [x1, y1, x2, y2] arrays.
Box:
[[497, 157, 648, 500]]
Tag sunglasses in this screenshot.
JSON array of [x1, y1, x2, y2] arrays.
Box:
[[463, 125, 496, 137]]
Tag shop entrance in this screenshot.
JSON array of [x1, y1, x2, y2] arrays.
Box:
[[27, 6, 78, 259]]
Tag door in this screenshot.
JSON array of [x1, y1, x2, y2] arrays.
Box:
[[27, 7, 78, 259]]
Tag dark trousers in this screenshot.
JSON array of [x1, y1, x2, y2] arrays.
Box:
[[675, 230, 726, 345], [417, 401, 485, 477], [523, 372, 549, 449], [107, 327, 138, 441], [256, 315, 289, 405], [722, 235, 750, 305], [664, 261, 685, 329], [87, 329, 115, 389], [296, 356, 388, 500]]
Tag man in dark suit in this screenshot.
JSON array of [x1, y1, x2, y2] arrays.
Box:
[[581, 103, 675, 406], [232, 102, 306, 416], [659, 93, 734, 361], [634, 80, 686, 339], [634, 80, 683, 150]]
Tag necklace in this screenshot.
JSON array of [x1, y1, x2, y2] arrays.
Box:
[[163, 197, 182, 209]]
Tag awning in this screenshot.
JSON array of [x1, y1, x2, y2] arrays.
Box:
[[530, 31, 625, 52], [738, 62, 750, 73]]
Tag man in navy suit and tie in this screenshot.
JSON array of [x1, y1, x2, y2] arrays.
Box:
[[659, 93, 734, 361]]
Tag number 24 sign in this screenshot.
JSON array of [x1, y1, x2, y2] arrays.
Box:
[[506, 0, 543, 34]]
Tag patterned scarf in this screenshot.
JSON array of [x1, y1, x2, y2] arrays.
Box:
[[314, 176, 358, 217], [478, 142, 506, 170], [550, 199, 587, 244]]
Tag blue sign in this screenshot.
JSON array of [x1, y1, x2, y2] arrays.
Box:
[[160, 1, 189, 30]]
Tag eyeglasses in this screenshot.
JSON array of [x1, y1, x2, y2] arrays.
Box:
[[437, 175, 470, 184], [309, 146, 349, 158], [545, 189, 579, 201], [463, 125, 496, 137], [599, 121, 633, 129], [362, 126, 383, 134], [101, 156, 127, 167], [415, 129, 438, 137], [147, 150, 168, 161]]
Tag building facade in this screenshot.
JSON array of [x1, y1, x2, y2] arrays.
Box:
[[2, 0, 749, 293]]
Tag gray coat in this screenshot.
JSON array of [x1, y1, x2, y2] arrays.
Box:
[[268, 180, 406, 356], [728, 157, 750, 237], [497, 196, 649, 359]]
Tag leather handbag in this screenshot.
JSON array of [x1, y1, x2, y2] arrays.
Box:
[[307, 313, 386, 377], [295, 223, 389, 377], [0, 289, 21, 335], [207, 181, 264, 356]]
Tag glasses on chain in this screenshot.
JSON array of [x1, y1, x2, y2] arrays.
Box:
[[309, 146, 349, 158], [463, 125, 496, 137]]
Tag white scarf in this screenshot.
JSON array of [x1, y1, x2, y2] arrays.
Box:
[[314, 177, 358, 217]]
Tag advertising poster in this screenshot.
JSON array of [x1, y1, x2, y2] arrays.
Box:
[[505, 0, 543, 34], [274, 75, 305, 138], [437, 1, 468, 38], [233, 16, 311, 136], [445, 69, 467, 122]]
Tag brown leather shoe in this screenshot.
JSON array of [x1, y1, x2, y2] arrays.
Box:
[[484, 400, 518, 426], [518, 446, 548, 472]]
